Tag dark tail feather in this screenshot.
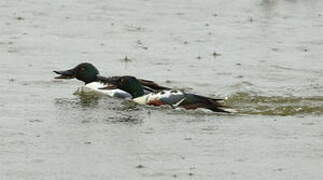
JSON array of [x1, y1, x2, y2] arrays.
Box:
[[178, 94, 234, 113]]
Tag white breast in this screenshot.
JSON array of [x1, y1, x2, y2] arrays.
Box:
[[133, 90, 185, 105], [157, 90, 185, 104], [73, 82, 132, 99]]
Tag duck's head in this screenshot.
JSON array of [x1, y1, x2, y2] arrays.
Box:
[[106, 76, 145, 98], [54, 63, 99, 84]]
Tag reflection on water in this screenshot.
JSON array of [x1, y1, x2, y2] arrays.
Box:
[[54, 95, 100, 109], [108, 114, 143, 124], [54, 95, 144, 125]]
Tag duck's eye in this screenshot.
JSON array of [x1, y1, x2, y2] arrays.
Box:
[[160, 91, 165, 95]]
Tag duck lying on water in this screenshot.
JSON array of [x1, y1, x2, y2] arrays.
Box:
[[54, 63, 168, 98], [54, 63, 233, 113]]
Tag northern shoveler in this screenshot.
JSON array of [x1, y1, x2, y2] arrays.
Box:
[[54, 63, 169, 98]]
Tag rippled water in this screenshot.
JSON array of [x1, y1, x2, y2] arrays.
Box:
[[1, 0, 323, 179], [226, 92, 323, 116]]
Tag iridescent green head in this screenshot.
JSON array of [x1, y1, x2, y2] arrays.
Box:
[[54, 63, 99, 84], [107, 76, 145, 98]]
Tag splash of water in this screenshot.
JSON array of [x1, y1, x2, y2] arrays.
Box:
[[225, 92, 323, 116]]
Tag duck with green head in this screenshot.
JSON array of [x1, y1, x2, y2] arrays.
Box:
[[53, 63, 170, 98], [103, 76, 234, 113]]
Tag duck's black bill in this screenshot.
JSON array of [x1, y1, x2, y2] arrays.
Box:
[[53, 69, 75, 79]]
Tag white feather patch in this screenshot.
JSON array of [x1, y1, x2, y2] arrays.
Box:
[[74, 82, 132, 98], [132, 90, 185, 105]]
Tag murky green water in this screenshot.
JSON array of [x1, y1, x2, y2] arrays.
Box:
[[226, 92, 323, 116], [1, 0, 323, 179]]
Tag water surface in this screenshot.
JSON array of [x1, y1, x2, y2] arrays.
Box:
[[1, 0, 323, 179]]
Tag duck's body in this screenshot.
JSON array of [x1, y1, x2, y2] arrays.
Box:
[[53, 63, 168, 97], [74, 81, 132, 98], [102, 76, 233, 113], [74, 82, 185, 106], [73, 81, 158, 99], [54, 63, 234, 113]]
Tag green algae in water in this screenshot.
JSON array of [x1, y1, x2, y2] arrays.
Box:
[[225, 92, 323, 116]]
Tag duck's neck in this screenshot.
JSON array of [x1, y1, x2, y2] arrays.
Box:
[[96, 75, 144, 98], [130, 88, 145, 98], [96, 75, 110, 83], [123, 77, 145, 98]]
